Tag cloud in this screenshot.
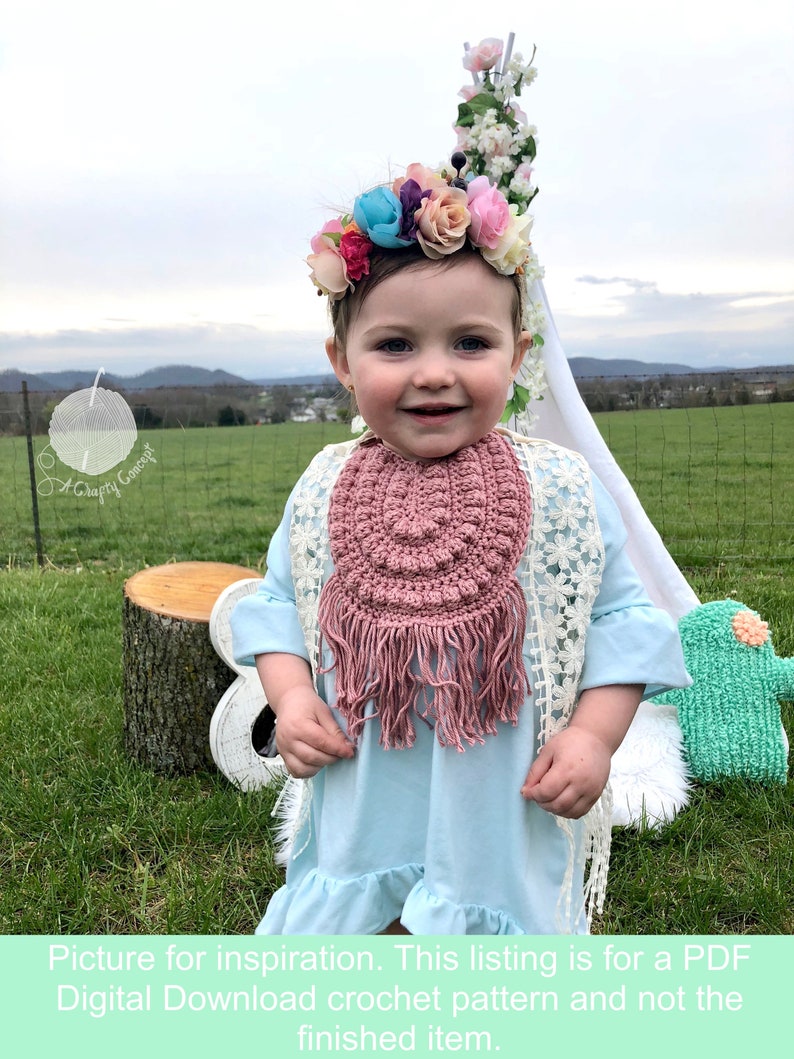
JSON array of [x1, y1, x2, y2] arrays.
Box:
[[542, 276, 794, 368], [567, 275, 794, 332], [576, 275, 659, 291], [559, 327, 792, 369]]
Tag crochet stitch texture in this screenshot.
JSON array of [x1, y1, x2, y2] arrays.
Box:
[[318, 431, 532, 751], [652, 599, 792, 783]]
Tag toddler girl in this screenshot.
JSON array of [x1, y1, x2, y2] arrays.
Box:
[[232, 39, 689, 934]]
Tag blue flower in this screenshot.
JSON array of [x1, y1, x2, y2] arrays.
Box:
[[353, 187, 413, 249]]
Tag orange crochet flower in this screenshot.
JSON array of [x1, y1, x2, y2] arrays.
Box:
[[731, 609, 769, 647]]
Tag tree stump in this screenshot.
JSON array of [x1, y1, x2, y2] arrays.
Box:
[[123, 561, 260, 775]]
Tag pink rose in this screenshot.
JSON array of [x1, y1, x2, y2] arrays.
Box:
[[310, 218, 345, 255], [462, 38, 503, 74], [414, 186, 470, 259], [308, 219, 349, 297], [480, 205, 533, 276], [458, 84, 479, 101], [466, 176, 511, 250]]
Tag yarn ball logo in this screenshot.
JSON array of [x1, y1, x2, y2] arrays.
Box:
[[48, 368, 137, 475]]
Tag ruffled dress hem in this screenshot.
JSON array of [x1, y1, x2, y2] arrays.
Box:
[[256, 865, 535, 936]]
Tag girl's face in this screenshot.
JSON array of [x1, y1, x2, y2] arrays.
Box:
[[326, 255, 530, 463]]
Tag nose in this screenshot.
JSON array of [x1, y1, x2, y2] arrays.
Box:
[[410, 349, 455, 390]]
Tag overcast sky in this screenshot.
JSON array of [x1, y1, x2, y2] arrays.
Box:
[[1, 0, 792, 380]]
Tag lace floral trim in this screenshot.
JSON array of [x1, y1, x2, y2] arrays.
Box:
[[510, 433, 604, 745], [288, 438, 359, 675]]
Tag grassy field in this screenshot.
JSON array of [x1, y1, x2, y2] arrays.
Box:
[[3, 405, 793, 571], [597, 402, 794, 568], [0, 407, 792, 934], [1, 420, 352, 570]]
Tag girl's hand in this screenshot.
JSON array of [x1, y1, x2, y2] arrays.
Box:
[[520, 683, 643, 819], [275, 685, 355, 779], [520, 727, 612, 819]]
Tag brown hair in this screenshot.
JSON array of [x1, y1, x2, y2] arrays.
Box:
[[329, 243, 527, 351]]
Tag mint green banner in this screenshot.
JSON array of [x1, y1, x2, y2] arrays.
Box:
[[2, 936, 788, 1056]]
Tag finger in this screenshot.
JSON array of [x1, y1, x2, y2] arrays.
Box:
[[520, 746, 554, 798], [521, 753, 566, 801], [311, 705, 356, 755], [277, 716, 353, 764], [534, 784, 598, 819], [527, 779, 568, 810], [280, 744, 338, 779], [277, 725, 354, 776], [301, 722, 355, 761], [529, 783, 574, 816]]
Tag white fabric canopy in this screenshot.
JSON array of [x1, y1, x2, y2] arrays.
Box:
[[509, 280, 699, 620]]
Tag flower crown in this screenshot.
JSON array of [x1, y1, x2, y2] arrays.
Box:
[[308, 34, 541, 305]]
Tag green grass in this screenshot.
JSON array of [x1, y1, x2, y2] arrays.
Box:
[[0, 567, 284, 933], [1, 420, 351, 569], [595, 402, 794, 567], [0, 407, 792, 934]]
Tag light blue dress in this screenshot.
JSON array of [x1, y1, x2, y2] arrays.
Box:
[[232, 439, 690, 935]]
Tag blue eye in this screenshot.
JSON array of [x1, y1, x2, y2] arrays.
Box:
[[458, 336, 486, 352], [379, 338, 410, 354]]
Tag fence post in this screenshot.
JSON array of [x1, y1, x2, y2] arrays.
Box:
[[21, 381, 45, 566]]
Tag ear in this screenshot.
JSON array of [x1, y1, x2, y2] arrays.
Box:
[[325, 336, 352, 390], [512, 330, 532, 377]]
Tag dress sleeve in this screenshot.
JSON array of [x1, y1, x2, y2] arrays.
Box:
[[579, 474, 691, 699], [230, 485, 310, 667]]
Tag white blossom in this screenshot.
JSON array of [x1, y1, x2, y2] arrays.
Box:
[[509, 173, 536, 198]]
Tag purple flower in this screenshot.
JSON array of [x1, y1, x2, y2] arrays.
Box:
[[398, 179, 431, 241]]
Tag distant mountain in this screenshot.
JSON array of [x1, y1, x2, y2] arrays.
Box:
[[119, 365, 255, 389], [567, 357, 703, 379], [0, 365, 255, 393], [0, 369, 54, 392]]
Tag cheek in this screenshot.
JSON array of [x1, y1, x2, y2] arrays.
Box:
[[474, 368, 512, 407], [351, 375, 394, 420]]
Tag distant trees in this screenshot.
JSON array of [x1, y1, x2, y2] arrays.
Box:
[[217, 405, 247, 426], [132, 404, 163, 427], [577, 372, 794, 414]]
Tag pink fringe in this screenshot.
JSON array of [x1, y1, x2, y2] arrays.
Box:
[[318, 578, 530, 752]]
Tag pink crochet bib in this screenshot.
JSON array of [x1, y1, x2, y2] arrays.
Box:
[[318, 431, 532, 751]]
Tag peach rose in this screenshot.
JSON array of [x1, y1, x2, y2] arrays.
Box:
[[413, 186, 470, 258], [307, 247, 348, 297]]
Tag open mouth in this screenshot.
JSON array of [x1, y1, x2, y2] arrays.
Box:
[[404, 406, 462, 417]]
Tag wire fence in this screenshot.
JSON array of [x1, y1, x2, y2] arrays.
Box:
[[1, 375, 793, 570]]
